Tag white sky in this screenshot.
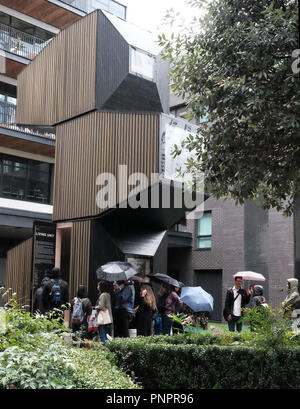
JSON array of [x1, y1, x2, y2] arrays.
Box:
[[123, 0, 205, 36]]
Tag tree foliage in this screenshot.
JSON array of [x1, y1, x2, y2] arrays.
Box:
[[160, 0, 300, 216]]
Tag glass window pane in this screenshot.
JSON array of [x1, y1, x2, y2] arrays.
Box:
[[109, 1, 126, 19], [130, 47, 155, 80], [198, 212, 212, 236], [197, 237, 212, 249], [7, 96, 16, 105], [0, 155, 51, 204], [26, 181, 49, 203]]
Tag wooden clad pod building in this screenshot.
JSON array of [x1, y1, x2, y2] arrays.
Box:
[[8, 8, 193, 308], [53, 111, 160, 222], [17, 11, 98, 126], [16, 9, 169, 127], [5, 238, 33, 308]]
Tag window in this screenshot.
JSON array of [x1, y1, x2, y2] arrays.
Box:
[[0, 93, 16, 124], [0, 154, 52, 204], [197, 211, 212, 249], [130, 47, 155, 81]]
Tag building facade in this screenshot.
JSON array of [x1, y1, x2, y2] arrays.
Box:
[[3, 1, 299, 322], [0, 0, 127, 296], [169, 96, 299, 321], [6, 8, 200, 308]]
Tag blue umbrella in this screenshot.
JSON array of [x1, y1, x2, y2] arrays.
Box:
[[180, 286, 213, 312]]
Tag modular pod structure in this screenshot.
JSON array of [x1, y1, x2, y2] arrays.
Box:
[[16, 9, 169, 127], [6, 9, 201, 307]]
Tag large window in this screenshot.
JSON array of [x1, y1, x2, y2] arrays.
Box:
[[0, 154, 52, 204], [130, 47, 155, 81], [197, 211, 212, 249]]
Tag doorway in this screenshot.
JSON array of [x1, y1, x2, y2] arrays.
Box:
[[55, 223, 72, 283], [194, 269, 222, 322]]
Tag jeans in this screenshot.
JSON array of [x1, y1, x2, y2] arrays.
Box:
[[154, 314, 163, 335], [162, 315, 173, 336], [228, 315, 243, 332], [98, 325, 107, 345]]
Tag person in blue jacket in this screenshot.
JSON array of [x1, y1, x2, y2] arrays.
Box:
[[113, 280, 135, 338]]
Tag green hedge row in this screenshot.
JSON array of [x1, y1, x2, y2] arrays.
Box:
[[107, 337, 300, 389]]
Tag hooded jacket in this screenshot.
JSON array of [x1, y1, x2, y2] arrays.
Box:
[[282, 278, 300, 311], [252, 285, 267, 307]]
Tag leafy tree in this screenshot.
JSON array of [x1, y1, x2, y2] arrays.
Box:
[[160, 0, 300, 216]]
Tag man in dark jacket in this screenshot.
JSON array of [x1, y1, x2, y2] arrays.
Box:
[[42, 267, 69, 314], [224, 276, 252, 332]]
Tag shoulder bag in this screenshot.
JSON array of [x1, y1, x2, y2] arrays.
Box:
[[97, 308, 112, 326]]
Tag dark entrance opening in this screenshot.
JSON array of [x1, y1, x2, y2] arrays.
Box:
[[194, 269, 222, 322]]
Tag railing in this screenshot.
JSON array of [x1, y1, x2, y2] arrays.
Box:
[[60, 0, 126, 20], [0, 101, 16, 125], [0, 23, 51, 60], [59, 0, 88, 12], [0, 101, 55, 140], [0, 123, 56, 141]]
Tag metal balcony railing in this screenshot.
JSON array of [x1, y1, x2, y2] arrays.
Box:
[[0, 23, 51, 60], [0, 101, 55, 140], [59, 0, 88, 12], [0, 101, 16, 125]]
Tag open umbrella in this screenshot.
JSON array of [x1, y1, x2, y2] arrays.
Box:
[[180, 286, 213, 312], [96, 261, 137, 282], [148, 273, 181, 288], [233, 271, 265, 281]]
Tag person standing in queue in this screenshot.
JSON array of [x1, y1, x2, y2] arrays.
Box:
[[223, 276, 253, 332], [135, 283, 157, 336], [95, 281, 113, 344], [113, 280, 135, 338], [161, 283, 183, 336]]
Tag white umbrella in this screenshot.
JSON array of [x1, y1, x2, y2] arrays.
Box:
[[96, 261, 137, 282], [233, 271, 265, 281]]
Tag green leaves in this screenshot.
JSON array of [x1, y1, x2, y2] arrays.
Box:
[[160, 0, 300, 215]]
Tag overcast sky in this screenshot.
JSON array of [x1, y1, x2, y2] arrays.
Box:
[[123, 0, 205, 36]]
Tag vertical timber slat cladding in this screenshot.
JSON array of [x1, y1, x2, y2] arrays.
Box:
[[16, 11, 98, 126], [53, 111, 160, 222], [69, 220, 91, 300], [5, 238, 33, 308]]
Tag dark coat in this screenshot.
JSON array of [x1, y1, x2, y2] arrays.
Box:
[[42, 278, 69, 312], [224, 288, 251, 319], [135, 297, 155, 336]]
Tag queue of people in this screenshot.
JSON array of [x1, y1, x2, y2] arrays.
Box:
[[223, 275, 300, 333], [33, 267, 300, 343]]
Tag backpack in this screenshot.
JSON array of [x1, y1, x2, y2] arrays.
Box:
[[72, 298, 84, 324], [49, 280, 62, 306]]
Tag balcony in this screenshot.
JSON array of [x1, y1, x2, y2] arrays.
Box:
[[0, 22, 51, 61], [60, 0, 126, 20], [0, 101, 55, 141]]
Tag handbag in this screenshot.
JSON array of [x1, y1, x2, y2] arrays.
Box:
[[97, 308, 112, 326]]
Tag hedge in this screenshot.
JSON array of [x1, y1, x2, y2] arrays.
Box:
[[107, 336, 300, 389]]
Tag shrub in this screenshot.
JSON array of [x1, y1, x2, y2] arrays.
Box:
[[106, 337, 300, 389], [0, 290, 140, 389]]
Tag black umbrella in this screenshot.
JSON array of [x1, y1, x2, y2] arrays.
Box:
[[96, 261, 137, 282], [148, 273, 181, 288]]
